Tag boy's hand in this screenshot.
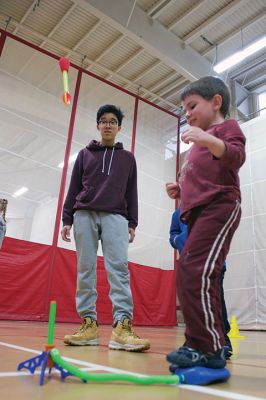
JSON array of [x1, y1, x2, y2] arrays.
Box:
[[166, 182, 180, 199], [128, 227, 135, 243], [182, 126, 226, 158], [182, 127, 210, 146], [61, 225, 72, 242]]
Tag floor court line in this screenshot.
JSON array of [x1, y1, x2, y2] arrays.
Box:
[[0, 341, 265, 400], [0, 341, 146, 376], [0, 366, 109, 378]]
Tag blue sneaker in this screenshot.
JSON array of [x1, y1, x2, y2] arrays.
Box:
[[166, 346, 226, 369], [169, 363, 179, 374], [223, 335, 233, 360], [223, 345, 233, 360]]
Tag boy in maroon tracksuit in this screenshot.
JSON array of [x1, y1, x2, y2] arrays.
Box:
[[166, 76, 246, 369]]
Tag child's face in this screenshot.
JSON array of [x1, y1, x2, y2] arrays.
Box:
[[97, 112, 121, 145], [182, 94, 221, 130]]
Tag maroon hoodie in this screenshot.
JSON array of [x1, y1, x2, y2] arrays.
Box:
[[180, 119, 246, 222], [62, 140, 138, 229]]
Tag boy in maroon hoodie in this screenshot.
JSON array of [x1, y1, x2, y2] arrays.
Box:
[[166, 76, 245, 369], [61, 104, 150, 352]]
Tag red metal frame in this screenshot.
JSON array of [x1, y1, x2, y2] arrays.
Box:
[[1, 28, 181, 318], [131, 97, 139, 154], [0, 30, 7, 57], [176, 116, 181, 183], [174, 116, 181, 297]]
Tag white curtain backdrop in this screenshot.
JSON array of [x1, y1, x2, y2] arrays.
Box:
[[225, 114, 266, 329]]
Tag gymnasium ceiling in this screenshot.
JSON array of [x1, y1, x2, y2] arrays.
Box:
[[0, 0, 265, 117]]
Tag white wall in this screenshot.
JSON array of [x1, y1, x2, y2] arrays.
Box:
[[225, 114, 266, 328], [30, 198, 57, 245]]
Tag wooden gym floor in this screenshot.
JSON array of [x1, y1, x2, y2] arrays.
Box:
[[0, 320, 265, 400]]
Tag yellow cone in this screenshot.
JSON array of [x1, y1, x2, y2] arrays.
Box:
[[228, 315, 245, 339]]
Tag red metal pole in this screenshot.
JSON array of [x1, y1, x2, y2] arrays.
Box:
[[131, 97, 139, 154], [174, 116, 181, 324], [174, 115, 181, 270], [44, 69, 82, 317], [0, 30, 7, 57]]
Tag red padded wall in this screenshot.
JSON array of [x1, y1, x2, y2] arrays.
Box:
[[0, 237, 177, 325]]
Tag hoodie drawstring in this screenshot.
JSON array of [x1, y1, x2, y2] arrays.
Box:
[[107, 148, 114, 176], [102, 148, 107, 173], [102, 147, 114, 176]]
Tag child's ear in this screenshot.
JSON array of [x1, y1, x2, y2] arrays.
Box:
[[213, 94, 222, 111]]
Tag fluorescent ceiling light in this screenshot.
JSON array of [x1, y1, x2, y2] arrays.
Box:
[[58, 152, 78, 169], [214, 36, 266, 73], [12, 187, 29, 198]]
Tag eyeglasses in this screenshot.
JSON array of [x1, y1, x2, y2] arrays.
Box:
[[99, 120, 118, 126]]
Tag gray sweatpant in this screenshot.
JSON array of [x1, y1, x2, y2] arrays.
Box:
[[73, 210, 133, 322]]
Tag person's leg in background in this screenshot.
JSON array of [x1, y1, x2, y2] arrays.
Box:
[[64, 210, 100, 346], [100, 212, 133, 322], [220, 263, 233, 358]]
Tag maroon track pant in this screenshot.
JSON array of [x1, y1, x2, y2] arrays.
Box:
[[177, 196, 241, 353]]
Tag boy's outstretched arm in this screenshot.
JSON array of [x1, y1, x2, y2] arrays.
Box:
[[182, 127, 226, 158]]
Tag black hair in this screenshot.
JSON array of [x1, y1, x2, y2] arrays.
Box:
[[96, 104, 124, 126], [0, 199, 8, 222], [181, 76, 230, 117]]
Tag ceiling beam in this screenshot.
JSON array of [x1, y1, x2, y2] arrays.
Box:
[[167, 0, 209, 31], [147, 0, 168, 16], [183, 0, 248, 45], [157, 79, 186, 97], [127, 60, 162, 84], [71, 20, 102, 52], [122, 60, 161, 89], [12, 0, 35, 35], [44, 4, 78, 44], [148, 71, 181, 91], [36, 19, 103, 87], [201, 12, 266, 56], [165, 81, 188, 99], [147, 0, 175, 19], [242, 69, 266, 87], [103, 48, 145, 81], [114, 48, 144, 71], [229, 54, 266, 79], [94, 34, 124, 62], [72, 0, 211, 80], [17, 4, 78, 77], [149, 77, 187, 102], [253, 82, 266, 93], [93, 48, 145, 83]]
